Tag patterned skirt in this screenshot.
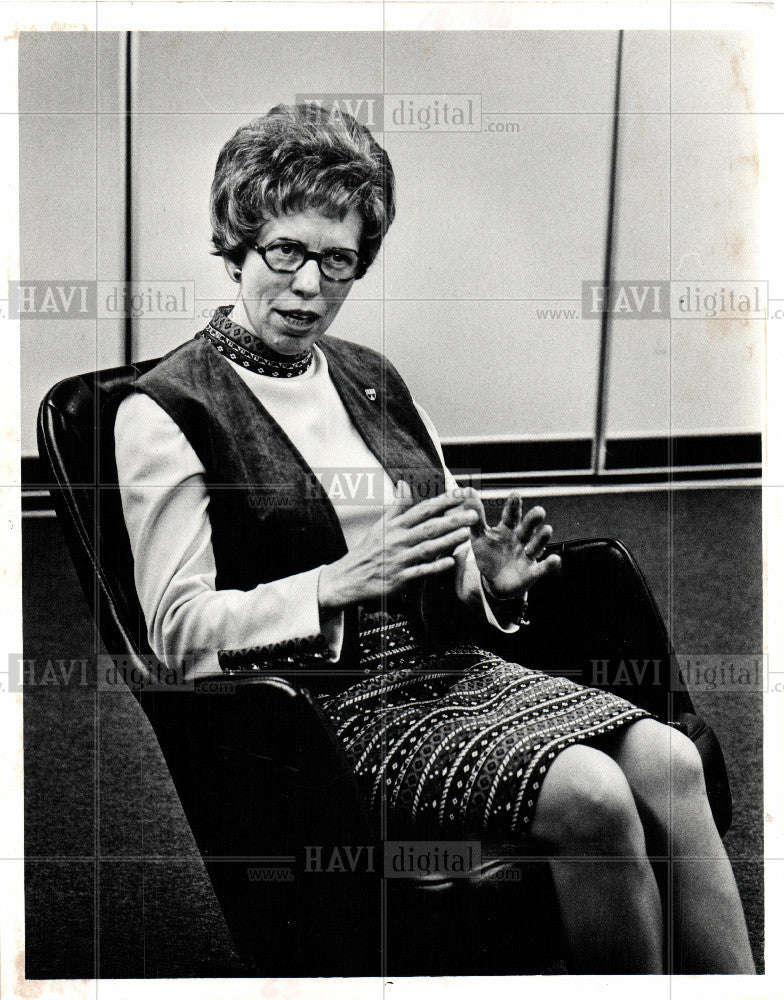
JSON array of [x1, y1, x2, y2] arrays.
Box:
[[317, 607, 651, 843]]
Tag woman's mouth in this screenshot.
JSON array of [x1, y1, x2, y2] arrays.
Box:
[[274, 308, 321, 332]]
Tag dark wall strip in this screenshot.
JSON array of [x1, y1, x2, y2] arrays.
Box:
[[442, 439, 593, 475], [603, 433, 762, 471], [442, 433, 762, 478]]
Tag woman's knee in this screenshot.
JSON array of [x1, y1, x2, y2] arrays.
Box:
[[662, 727, 707, 799], [530, 744, 646, 855], [616, 719, 707, 809]]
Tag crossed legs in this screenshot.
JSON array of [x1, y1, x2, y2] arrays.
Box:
[[529, 718, 755, 974]]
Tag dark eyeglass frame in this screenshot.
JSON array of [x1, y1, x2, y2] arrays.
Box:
[[251, 239, 363, 282]]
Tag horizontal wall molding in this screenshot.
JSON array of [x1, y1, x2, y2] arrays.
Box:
[[459, 466, 761, 490], [22, 432, 761, 516]]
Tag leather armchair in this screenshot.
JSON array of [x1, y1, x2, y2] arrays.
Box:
[[37, 359, 733, 977]]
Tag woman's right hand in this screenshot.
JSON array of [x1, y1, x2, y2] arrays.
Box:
[[318, 480, 479, 612]]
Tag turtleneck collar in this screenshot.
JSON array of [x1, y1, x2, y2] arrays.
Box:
[[198, 305, 314, 378]]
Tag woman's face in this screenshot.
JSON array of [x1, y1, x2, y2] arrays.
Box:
[[229, 205, 363, 355]]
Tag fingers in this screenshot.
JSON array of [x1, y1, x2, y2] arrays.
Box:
[[460, 487, 488, 536], [410, 525, 473, 563], [524, 522, 553, 559], [407, 506, 479, 544], [394, 487, 471, 528], [500, 492, 522, 529], [518, 505, 546, 541], [526, 552, 561, 585], [400, 555, 456, 582]]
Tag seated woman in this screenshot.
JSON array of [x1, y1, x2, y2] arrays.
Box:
[[114, 104, 754, 974]]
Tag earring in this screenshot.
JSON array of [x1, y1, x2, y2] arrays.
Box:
[[233, 268, 242, 281]]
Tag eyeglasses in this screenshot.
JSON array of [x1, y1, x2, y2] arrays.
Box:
[[251, 239, 362, 282]]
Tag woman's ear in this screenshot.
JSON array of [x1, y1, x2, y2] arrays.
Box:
[[223, 257, 243, 284]]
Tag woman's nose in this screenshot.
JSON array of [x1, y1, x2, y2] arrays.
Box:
[[290, 259, 322, 296]]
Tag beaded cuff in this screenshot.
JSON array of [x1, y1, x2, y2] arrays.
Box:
[[217, 633, 334, 672]]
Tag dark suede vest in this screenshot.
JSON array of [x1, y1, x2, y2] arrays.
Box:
[[121, 334, 448, 679]]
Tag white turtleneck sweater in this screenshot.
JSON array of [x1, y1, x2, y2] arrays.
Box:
[[114, 343, 518, 680]]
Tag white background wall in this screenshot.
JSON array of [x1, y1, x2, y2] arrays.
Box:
[[19, 31, 126, 455], [18, 30, 763, 454], [608, 30, 764, 438]]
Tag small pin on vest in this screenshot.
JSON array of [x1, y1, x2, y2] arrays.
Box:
[[364, 388, 376, 401]]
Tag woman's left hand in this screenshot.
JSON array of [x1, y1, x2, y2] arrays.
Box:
[[462, 489, 562, 599]]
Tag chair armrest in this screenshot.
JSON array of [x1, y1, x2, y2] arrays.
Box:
[[478, 538, 694, 721], [139, 672, 366, 857]]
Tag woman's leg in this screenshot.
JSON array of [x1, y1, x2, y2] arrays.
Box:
[[529, 743, 663, 973], [607, 718, 755, 973]]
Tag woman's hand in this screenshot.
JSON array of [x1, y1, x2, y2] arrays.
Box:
[[318, 481, 479, 612], [461, 489, 562, 600]]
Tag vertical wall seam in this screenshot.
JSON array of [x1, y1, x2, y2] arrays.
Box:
[[592, 30, 625, 476], [123, 31, 136, 366]]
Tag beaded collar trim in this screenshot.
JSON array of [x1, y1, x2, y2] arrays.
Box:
[[198, 305, 313, 378]]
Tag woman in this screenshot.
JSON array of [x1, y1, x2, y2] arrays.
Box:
[[114, 104, 754, 974]]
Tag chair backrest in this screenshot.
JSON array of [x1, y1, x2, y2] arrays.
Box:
[[37, 359, 162, 664]]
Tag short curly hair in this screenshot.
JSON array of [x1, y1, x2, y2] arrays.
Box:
[[210, 104, 395, 278]]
